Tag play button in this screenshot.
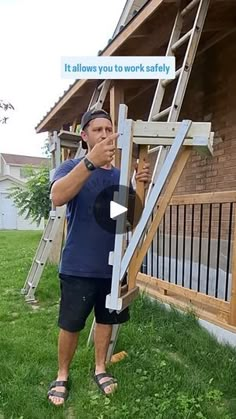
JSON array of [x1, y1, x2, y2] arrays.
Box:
[[93, 184, 142, 235], [110, 201, 127, 219]]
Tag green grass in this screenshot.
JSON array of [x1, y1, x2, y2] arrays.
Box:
[[1, 231, 236, 418]]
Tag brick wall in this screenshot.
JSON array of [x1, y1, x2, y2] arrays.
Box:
[[147, 33, 236, 256], [175, 32, 236, 195]]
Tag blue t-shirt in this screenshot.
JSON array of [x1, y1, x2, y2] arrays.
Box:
[[52, 158, 121, 278]]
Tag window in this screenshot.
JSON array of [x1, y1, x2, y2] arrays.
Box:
[[20, 167, 28, 178]]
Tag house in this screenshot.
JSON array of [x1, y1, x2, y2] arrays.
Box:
[[112, 0, 148, 38], [0, 153, 48, 230], [34, 1, 236, 333], [0, 153, 48, 181]]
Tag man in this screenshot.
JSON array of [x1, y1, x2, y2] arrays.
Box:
[[48, 109, 150, 406]]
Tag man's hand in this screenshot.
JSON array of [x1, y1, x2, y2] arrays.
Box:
[[135, 162, 151, 190], [87, 133, 119, 167]]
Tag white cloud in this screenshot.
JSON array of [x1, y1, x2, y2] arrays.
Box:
[[0, 0, 126, 156]]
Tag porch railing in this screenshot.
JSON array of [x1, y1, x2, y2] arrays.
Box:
[[136, 191, 236, 330]]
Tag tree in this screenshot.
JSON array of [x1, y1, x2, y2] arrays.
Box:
[[41, 137, 51, 158], [0, 99, 14, 124], [8, 165, 51, 226]]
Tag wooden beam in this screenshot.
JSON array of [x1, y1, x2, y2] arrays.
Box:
[[133, 135, 212, 151], [110, 82, 124, 168], [204, 22, 236, 32], [169, 191, 236, 205], [48, 212, 65, 265], [130, 34, 149, 38], [137, 273, 230, 314], [72, 118, 78, 132], [126, 81, 156, 105], [133, 121, 212, 139], [128, 145, 148, 290], [132, 121, 213, 156], [229, 206, 236, 325], [198, 28, 236, 57], [137, 283, 236, 333], [36, 80, 95, 133], [60, 140, 80, 149], [126, 15, 173, 57], [131, 147, 191, 281], [133, 146, 148, 226], [58, 130, 81, 142], [120, 286, 140, 311]]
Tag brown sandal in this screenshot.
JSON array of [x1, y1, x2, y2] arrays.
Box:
[[94, 372, 117, 395], [47, 379, 70, 405]]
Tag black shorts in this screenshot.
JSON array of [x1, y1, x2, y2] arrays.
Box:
[[58, 274, 130, 332]]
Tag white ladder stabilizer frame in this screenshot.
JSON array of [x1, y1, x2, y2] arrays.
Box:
[[89, 0, 212, 360], [105, 104, 213, 313]]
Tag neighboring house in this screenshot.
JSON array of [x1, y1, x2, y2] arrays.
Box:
[[112, 0, 148, 38], [0, 153, 48, 230], [0, 153, 48, 181]]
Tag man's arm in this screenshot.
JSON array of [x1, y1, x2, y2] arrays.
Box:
[[127, 162, 151, 227], [51, 160, 92, 207], [51, 133, 118, 207], [127, 191, 143, 228]]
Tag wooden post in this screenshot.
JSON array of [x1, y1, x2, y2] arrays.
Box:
[[48, 216, 65, 264], [48, 120, 78, 265], [128, 145, 148, 290], [133, 146, 148, 225], [128, 147, 191, 285], [72, 118, 78, 132], [229, 207, 236, 325], [110, 82, 124, 168]]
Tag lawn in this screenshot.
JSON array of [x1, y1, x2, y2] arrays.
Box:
[[1, 231, 236, 419]]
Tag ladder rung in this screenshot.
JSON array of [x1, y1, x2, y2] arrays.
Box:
[[171, 28, 193, 52], [148, 146, 161, 155], [162, 67, 182, 88], [97, 80, 105, 91], [49, 143, 56, 153], [36, 259, 44, 265], [90, 102, 100, 112], [181, 0, 200, 18], [152, 106, 171, 121]]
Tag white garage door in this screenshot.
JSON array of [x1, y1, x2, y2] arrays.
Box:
[[0, 192, 17, 229]]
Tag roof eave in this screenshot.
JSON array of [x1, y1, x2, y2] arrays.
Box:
[[0, 175, 25, 187], [35, 0, 170, 134]]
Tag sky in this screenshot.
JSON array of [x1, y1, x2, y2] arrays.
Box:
[[0, 0, 127, 157]]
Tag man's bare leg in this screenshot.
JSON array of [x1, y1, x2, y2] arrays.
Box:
[[49, 329, 79, 405], [94, 323, 117, 394]]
